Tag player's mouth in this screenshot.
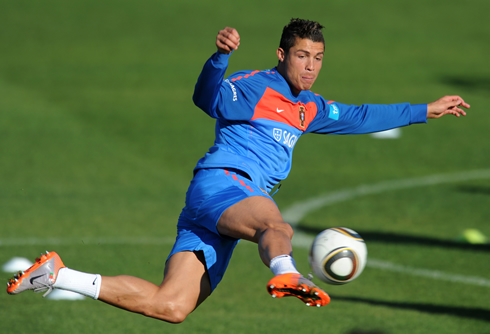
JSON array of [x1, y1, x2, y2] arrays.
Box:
[[301, 76, 315, 85]]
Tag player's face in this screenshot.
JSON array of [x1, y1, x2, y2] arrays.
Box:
[[277, 38, 324, 95]]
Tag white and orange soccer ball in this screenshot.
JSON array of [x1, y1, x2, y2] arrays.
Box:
[[309, 227, 367, 285]]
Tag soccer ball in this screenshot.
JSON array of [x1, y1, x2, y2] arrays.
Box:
[[308, 227, 367, 285]]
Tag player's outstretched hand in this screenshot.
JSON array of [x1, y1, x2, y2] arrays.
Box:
[[427, 95, 470, 119], [216, 27, 240, 54]]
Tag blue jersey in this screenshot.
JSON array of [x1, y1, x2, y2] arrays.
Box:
[[192, 52, 427, 192]]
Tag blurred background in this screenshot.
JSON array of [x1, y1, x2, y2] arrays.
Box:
[[1, 0, 489, 333]]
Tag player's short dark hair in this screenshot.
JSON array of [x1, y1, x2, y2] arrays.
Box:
[[279, 18, 325, 53]]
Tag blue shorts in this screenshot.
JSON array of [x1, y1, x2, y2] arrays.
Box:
[[167, 168, 272, 291]]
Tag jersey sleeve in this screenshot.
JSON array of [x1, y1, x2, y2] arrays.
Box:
[[192, 51, 260, 121], [305, 96, 427, 135]]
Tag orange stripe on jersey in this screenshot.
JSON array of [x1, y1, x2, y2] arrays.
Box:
[[239, 179, 253, 192], [231, 70, 261, 82], [251, 87, 317, 131], [224, 169, 253, 192]]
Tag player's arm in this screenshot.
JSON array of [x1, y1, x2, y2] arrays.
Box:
[[427, 95, 470, 119], [192, 28, 240, 117], [307, 94, 470, 135], [306, 99, 428, 135]]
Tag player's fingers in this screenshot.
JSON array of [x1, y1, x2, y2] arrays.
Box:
[[223, 27, 240, 43], [442, 95, 463, 102], [440, 97, 463, 110], [216, 43, 232, 54], [450, 106, 467, 116], [217, 27, 240, 50], [444, 95, 471, 109], [216, 40, 233, 54], [435, 109, 457, 118], [222, 35, 240, 50], [216, 37, 238, 54]]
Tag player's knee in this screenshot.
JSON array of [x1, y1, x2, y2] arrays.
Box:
[[263, 220, 294, 240], [282, 222, 294, 240], [164, 306, 188, 324], [144, 301, 189, 324]]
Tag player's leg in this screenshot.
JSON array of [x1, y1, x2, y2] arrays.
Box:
[[7, 250, 210, 323], [7, 168, 243, 318], [217, 194, 330, 307], [98, 250, 211, 323], [217, 195, 294, 266]]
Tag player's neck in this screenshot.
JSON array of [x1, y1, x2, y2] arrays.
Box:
[[276, 64, 301, 96]]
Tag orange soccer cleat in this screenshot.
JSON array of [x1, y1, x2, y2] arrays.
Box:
[[267, 273, 330, 307], [6, 251, 65, 297]]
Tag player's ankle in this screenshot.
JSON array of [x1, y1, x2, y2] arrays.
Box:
[[53, 268, 101, 300], [269, 255, 300, 276]]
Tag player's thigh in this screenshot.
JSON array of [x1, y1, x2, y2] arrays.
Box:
[[160, 251, 211, 311], [217, 195, 290, 243]]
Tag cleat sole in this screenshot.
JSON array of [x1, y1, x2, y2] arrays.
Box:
[[267, 273, 330, 307]]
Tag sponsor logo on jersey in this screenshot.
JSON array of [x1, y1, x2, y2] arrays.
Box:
[[224, 79, 238, 102], [328, 103, 340, 120], [282, 131, 298, 148], [272, 128, 297, 148]]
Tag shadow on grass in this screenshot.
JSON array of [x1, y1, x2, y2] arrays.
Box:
[[346, 329, 386, 334], [296, 225, 490, 252], [457, 185, 490, 196], [332, 295, 490, 323], [441, 76, 490, 94]]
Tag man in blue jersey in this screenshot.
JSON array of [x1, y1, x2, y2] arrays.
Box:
[[8, 19, 469, 323]]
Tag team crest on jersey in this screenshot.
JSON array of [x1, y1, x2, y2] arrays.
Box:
[[273, 128, 282, 141], [299, 106, 306, 128]]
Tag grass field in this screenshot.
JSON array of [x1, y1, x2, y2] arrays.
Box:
[[1, 0, 489, 333]]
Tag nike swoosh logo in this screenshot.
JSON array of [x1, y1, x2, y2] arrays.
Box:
[[276, 108, 284, 113], [30, 274, 44, 285]]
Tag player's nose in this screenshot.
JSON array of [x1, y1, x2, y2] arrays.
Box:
[[305, 58, 315, 71]]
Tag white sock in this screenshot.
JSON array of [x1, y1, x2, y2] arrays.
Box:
[[269, 255, 300, 276], [53, 268, 102, 300]]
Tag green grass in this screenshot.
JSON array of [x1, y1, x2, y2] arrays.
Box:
[[1, 0, 489, 333]]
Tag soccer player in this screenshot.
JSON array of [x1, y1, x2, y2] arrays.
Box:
[[7, 19, 470, 323]]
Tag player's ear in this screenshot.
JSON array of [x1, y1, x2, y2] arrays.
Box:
[[277, 48, 286, 62]]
